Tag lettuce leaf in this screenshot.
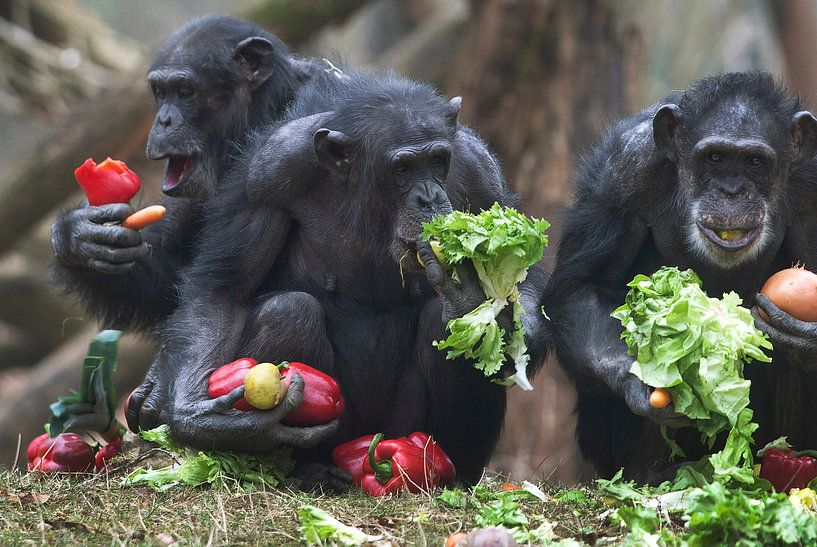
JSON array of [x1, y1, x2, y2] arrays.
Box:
[[612, 266, 772, 446], [127, 425, 294, 491], [422, 204, 549, 390]]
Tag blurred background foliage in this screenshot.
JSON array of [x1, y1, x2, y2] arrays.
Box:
[[0, 0, 813, 483]]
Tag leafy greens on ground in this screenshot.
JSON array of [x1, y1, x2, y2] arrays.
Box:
[[127, 425, 294, 491], [422, 203, 549, 390]]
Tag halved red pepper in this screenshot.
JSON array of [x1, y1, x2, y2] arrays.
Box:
[[27, 432, 95, 473], [349, 432, 456, 496], [74, 157, 142, 206], [759, 446, 817, 493], [94, 435, 122, 471], [207, 359, 345, 425]]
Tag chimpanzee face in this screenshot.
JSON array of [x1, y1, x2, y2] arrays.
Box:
[[146, 31, 278, 199], [653, 99, 817, 269], [313, 96, 461, 268]]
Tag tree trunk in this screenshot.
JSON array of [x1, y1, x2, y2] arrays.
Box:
[[445, 0, 644, 482]]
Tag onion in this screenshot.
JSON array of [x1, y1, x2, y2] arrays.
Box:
[[759, 266, 817, 322]]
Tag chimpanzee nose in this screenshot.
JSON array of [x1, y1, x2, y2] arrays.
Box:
[[412, 182, 448, 211], [158, 114, 172, 128], [716, 178, 745, 196]]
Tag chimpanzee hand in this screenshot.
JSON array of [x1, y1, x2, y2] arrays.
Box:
[[128, 371, 339, 450], [417, 241, 513, 332], [753, 294, 817, 372], [51, 204, 149, 274], [618, 374, 693, 428]]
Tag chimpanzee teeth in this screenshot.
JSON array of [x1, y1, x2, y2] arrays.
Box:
[[717, 229, 744, 241]]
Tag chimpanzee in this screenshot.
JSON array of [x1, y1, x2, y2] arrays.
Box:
[[49, 16, 338, 448], [546, 72, 817, 482], [128, 72, 522, 483], [50, 15, 323, 330]]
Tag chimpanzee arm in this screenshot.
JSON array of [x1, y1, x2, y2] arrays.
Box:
[[50, 198, 196, 331], [546, 109, 693, 428]]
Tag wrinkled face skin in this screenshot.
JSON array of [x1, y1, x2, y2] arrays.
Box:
[[655, 99, 817, 269], [388, 138, 454, 269]]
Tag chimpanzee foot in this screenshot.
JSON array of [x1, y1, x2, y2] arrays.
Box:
[[292, 462, 353, 493]]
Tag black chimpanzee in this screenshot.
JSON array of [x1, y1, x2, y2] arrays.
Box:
[[49, 16, 338, 448], [128, 72, 521, 483], [546, 72, 817, 482], [50, 15, 323, 330]]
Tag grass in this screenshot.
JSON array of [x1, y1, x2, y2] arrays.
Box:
[[0, 466, 623, 545]]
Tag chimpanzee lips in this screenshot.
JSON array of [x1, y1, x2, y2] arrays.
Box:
[[161, 155, 195, 194], [698, 222, 760, 251]]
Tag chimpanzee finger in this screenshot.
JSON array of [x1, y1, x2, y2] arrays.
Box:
[[453, 259, 480, 288], [81, 241, 148, 264], [138, 386, 167, 431], [87, 259, 137, 274], [753, 319, 814, 354], [263, 372, 306, 421], [209, 385, 247, 411], [418, 241, 454, 296], [755, 294, 817, 335], [272, 418, 341, 448], [86, 224, 144, 249], [84, 203, 136, 224], [126, 379, 153, 433]]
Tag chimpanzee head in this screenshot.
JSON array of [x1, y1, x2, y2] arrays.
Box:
[[146, 16, 304, 199], [312, 77, 460, 267], [653, 72, 817, 269]]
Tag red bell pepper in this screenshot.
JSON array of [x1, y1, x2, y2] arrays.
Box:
[[207, 359, 345, 425], [94, 435, 122, 471], [354, 432, 456, 496], [332, 434, 375, 484], [759, 447, 817, 493], [280, 362, 345, 426], [208, 357, 258, 411], [27, 432, 95, 473], [74, 157, 142, 206]]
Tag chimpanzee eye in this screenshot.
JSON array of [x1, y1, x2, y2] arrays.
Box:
[[706, 152, 722, 163], [395, 162, 409, 174], [152, 84, 166, 101], [178, 86, 195, 100], [746, 155, 764, 168]]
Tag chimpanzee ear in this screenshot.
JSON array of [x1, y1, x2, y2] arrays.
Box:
[[234, 37, 276, 87], [314, 128, 352, 176], [791, 111, 817, 164], [446, 96, 462, 127], [653, 104, 681, 160]]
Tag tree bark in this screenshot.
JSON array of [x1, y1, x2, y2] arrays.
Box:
[[445, 0, 643, 482]]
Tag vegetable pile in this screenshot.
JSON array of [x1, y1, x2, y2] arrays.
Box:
[[612, 266, 772, 454], [27, 330, 125, 473], [422, 203, 549, 390]]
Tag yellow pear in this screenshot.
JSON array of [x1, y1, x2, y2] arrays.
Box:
[[243, 362, 286, 410]]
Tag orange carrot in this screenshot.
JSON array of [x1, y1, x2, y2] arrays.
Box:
[[121, 205, 166, 230]]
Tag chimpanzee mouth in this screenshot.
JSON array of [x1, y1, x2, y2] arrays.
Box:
[[161, 155, 196, 194], [698, 222, 760, 251]]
